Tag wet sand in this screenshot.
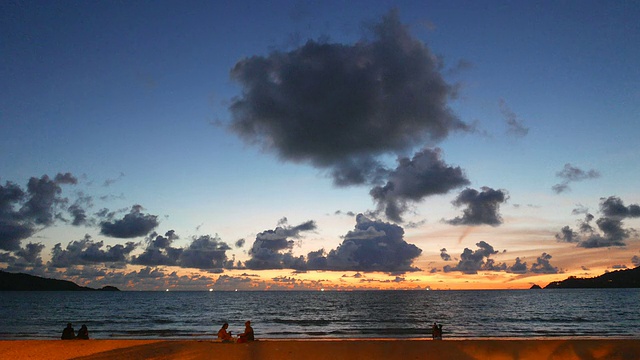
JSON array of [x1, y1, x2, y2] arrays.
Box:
[[0, 339, 639, 360]]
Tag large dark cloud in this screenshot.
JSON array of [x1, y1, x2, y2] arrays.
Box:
[[556, 196, 638, 248], [446, 187, 508, 226], [100, 205, 159, 238], [229, 10, 469, 222], [49, 235, 137, 268], [229, 11, 466, 173], [314, 214, 422, 272], [552, 163, 600, 194], [244, 219, 317, 270], [443, 241, 505, 274], [370, 148, 469, 222], [0, 174, 78, 251]]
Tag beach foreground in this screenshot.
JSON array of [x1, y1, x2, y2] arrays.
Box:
[[0, 339, 638, 360]]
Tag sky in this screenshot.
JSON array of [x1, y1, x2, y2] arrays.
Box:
[[1, 0, 639, 291]]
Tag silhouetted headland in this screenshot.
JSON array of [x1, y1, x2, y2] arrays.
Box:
[[0, 270, 120, 291], [545, 266, 640, 289]]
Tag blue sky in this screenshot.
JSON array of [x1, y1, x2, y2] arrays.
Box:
[[1, 0, 639, 290]]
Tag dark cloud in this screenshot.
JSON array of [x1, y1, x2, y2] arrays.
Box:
[[49, 235, 137, 268], [556, 196, 638, 248], [370, 148, 469, 222], [131, 231, 182, 266], [0, 174, 78, 251], [446, 187, 508, 226], [235, 238, 246, 248], [229, 10, 467, 189], [243, 214, 422, 273], [179, 235, 232, 270], [103, 172, 125, 187], [555, 226, 579, 243], [100, 205, 159, 238], [440, 248, 451, 261], [599, 196, 640, 219], [530, 253, 559, 274], [632, 255, 640, 267], [244, 219, 317, 270], [317, 214, 422, 272], [132, 231, 233, 270], [0, 242, 45, 271], [552, 163, 600, 194], [443, 241, 505, 274], [507, 257, 528, 274], [499, 99, 529, 137]]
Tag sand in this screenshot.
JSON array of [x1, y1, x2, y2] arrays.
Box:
[[0, 339, 638, 360]]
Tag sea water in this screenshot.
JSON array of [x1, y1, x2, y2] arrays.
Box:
[[0, 289, 638, 339]]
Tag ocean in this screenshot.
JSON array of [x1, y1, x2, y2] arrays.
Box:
[[1, 289, 638, 340]]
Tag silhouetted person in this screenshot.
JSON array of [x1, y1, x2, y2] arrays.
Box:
[[432, 322, 443, 340], [217, 322, 233, 342], [61, 323, 75, 340], [237, 321, 254, 343], [77, 324, 89, 340]]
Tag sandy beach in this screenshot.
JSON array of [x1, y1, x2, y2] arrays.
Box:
[[0, 339, 638, 360]]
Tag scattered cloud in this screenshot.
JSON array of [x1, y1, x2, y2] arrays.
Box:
[[316, 214, 422, 272], [446, 187, 508, 226], [49, 235, 137, 268], [556, 196, 639, 248], [552, 163, 600, 194], [100, 205, 159, 238], [0, 174, 79, 251], [370, 148, 469, 222], [443, 241, 505, 274], [244, 219, 317, 270], [530, 253, 559, 274], [499, 99, 529, 138]]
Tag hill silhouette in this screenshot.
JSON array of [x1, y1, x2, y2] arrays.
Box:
[[545, 266, 640, 289], [0, 270, 120, 291]]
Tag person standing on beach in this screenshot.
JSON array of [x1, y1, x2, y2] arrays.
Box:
[[61, 323, 75, 340], [237, 321, 254, 343], [432, 322, 443, 340]]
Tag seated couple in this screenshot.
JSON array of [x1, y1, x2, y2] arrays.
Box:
[[217, 321, 254, 343]]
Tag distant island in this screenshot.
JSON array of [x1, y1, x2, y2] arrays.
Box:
[[0, 270, 120, 291], [545, 266, 640, 289]]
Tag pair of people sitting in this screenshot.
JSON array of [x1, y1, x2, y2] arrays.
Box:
[[217, 321, 254, 343], [61, 323, 89, 340]]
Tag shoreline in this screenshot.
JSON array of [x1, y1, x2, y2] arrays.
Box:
[[1, 338, 639, 360]]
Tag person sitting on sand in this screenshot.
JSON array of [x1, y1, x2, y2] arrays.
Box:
[[77, 324, 89, 340], [61, 323, 75, 340], [237, 321, 254, 343], [217, 322, 233, 342]]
